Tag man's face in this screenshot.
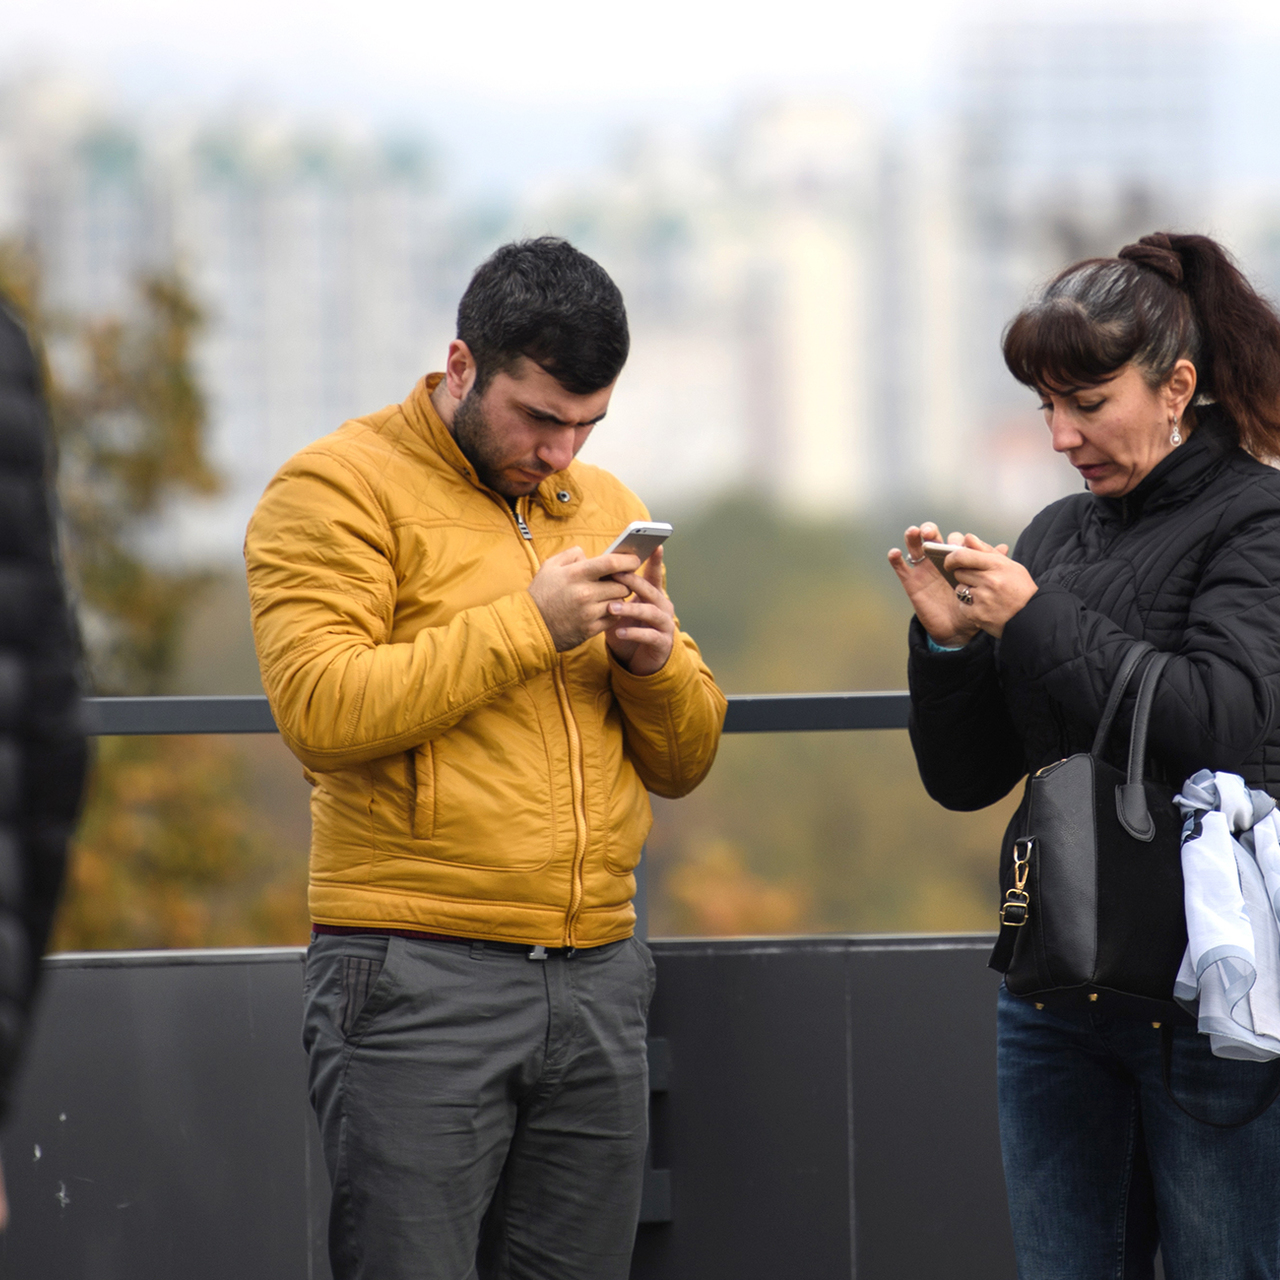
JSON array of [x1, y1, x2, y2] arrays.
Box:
[[451, 357, 614, 498]]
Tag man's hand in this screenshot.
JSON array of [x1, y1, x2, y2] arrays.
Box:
[[604, 546, 676, 675], [529, 548, 641, 652]]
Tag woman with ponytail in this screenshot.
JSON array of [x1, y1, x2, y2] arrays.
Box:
[[890, 233, 1280, 1279]]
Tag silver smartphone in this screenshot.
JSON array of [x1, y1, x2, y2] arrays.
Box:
[[922, 540, 962, 588], [604, 521, 673, 565]]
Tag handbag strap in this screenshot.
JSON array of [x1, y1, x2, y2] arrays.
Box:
[[1125, 650, 1171, 786], [1161, 1023, 1280, 1127], [1090, 640, 1156, 757], [1115, 650, 1172, 841]]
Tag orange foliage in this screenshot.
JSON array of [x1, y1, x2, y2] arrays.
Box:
[[664, 839, 813, 936], [53, 736, 310, 951]]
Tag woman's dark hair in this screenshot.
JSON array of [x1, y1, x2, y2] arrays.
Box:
[[457, 236, 629, 395], [1002, 232, 1280, 459]]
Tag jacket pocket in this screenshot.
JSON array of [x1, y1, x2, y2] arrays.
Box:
[[421, 686, 558, 871], [409, 742, 435, 842], [596, 692, 653, 875]]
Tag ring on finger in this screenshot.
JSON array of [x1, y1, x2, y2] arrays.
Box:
[[905, 552, 927, 567], [955, 585, 974, 606]]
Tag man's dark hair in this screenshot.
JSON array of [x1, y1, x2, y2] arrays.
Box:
[[457, 237, 629, 395]]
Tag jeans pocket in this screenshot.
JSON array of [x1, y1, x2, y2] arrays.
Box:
[[339, 954, 384, 1038], [632, 937, 658, 1008]]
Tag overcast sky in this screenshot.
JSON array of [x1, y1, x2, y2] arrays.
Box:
[[4, 0, 1275, 193], [7, 0, 969, 108]]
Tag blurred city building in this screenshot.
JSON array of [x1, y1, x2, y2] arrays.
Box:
[[0, 74, 467, 557], [176, 123, 455, 554], [521, 100, 968, 519], [955, 15, 1217, 514], [1, 13, 1276, 560]]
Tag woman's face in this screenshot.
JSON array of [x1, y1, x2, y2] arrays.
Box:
[[1039, 359, 1197, 497]]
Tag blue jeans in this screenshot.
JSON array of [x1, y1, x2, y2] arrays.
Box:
[[998, 986, 1280, 1280]]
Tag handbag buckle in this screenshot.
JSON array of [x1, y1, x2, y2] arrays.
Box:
[[1001, 838, 1033, 926], [1000, 891, 1030, 926]]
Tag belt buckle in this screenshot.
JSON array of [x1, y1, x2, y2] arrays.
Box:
[[526, 944, 577, 961]]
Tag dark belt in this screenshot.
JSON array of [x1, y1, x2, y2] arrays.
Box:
[[311, 923, 584, 960]]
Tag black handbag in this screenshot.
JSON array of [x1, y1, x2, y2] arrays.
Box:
[[989, 642, 1188, 1015]]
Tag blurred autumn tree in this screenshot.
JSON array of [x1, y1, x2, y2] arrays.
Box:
[[0, 244, 309, 949]]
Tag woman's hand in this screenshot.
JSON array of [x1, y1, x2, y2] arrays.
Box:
[[945, 535, 1037, 638], [888, 523, 981, 648], [889, 524, 1037, 644]]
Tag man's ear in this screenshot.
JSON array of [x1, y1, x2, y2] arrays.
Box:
[[445, 340, 478, 402]]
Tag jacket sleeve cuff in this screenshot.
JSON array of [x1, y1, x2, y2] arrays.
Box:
[[907, 616, 995, 695], [490, 589, 560, 681], [607, 629, 698, 698]]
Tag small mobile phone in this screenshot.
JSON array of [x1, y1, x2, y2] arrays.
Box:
[[604, 521, 672, 565], [922, 540, 963, 588]]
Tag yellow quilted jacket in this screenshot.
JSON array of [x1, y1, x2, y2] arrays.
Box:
[[245, 375, 726, 947]]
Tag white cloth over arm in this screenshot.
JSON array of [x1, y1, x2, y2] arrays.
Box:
[[1174, 769, 1280, 1061]]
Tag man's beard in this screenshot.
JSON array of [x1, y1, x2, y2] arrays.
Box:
[[451, 390, 546, 497]]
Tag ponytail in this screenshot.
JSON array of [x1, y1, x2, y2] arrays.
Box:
[[1164, 234, 1280, 459], [1003, 231, 1280, 461]]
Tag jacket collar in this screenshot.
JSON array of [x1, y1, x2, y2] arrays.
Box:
[[400, 374, 582, 518], [1094, 403, 1238, 527]]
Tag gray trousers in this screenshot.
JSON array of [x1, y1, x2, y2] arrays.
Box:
[[302, 931, 656, 1280]]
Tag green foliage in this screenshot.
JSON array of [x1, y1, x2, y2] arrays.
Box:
[[662, 494, 913, 692], [648, 496, 1022, 938]]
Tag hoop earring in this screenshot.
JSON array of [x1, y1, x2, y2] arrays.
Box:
[[1170, 416, 1182, 447]]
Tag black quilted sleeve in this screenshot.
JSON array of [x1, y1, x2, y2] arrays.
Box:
[[906, 618, 1026, 811], [0, 300, 89, 1122]]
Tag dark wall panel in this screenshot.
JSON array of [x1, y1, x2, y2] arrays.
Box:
[[845, 940, 1013, 1280], [634, 944, 856, 1280], [0, 950, 328, 1280], [633, 937, 1015, 1280], [0, 940, 1013, 1280]]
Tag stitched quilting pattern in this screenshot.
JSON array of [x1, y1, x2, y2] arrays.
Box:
[[910, 409, 1280, 809]]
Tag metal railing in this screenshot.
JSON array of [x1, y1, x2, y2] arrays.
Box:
[[83, 691, 911, 736], [79, 688, 913, 952], [73, 685, 918, 1238]]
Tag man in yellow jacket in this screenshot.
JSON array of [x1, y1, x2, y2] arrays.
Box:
[[245, 237, 725, 1280]]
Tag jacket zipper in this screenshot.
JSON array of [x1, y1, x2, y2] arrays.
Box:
[[503, 495, 590, 947], [556, 665, 590, 947]]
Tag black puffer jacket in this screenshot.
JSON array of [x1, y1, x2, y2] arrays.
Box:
[[0, 300, 87, 1119], [909, 406, 1280, 881]]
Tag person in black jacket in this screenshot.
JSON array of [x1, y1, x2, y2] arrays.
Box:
[[889, 234, 1280, 1280], [0, 297, 88, 1227]]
